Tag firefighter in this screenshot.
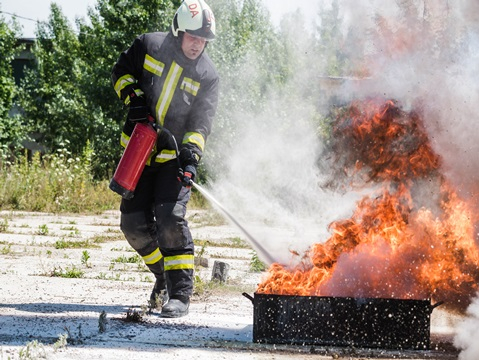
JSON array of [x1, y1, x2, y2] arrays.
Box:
[[111, 0, 219, 318]]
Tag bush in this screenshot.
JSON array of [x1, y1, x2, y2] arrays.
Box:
[[0, 142, 119, 213]]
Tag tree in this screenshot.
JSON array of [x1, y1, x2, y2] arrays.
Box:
[[205, 0, 289, 177], [16, 0, 290, 181], [0, 10, 24, 159], [76, 0, 177, 178], [17, 4, 91, 158]]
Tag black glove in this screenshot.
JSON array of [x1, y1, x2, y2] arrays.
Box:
[[178, 148, 199, 187], [179, 148, 199, 168], [178, 165, 196, 188], [127, 90, 149, 123]]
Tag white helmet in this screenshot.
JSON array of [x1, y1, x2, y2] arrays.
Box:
[[172, 0, 216, 40]]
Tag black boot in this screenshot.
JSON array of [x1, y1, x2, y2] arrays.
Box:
[[149, 278, 169, 311], [161, 295, 189, 318]]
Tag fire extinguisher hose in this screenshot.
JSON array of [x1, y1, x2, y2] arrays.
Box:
[[191, 181, 276, 265]]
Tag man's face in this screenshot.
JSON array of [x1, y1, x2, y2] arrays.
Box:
[[181, 32, 207, 60]]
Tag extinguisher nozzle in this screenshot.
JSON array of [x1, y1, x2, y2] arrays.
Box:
[[109, 178, 135, 200]]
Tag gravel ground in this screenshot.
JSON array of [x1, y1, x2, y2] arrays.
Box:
[[0, 210, 462, 359]]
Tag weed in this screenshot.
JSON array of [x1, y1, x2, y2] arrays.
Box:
[[36, 224, 49, 236], [64, 266, 85, 278], [249, 251, 266, 272], [63, 324, 84, 345], [49, 265, 84, 278], [53, 333, 68, 351], [54, 238, 100, 249], [136, 262, 149, 272], [60, 225, 80, 234], [96, 272, 107, 280], [0, 218, 8, 233], [111, 254, 141, 264], [208, 253, 249, 260], [1, 244, 12, 255], [98, 311, 108, 333], [124, 307, 146, 323], [88, 234, 119, 244], [18, 340, 46, 360], [193, 274, 220, 300], [81, 250, 91, 267], [194, 238, 251, 249], [0, 149, 118, 213], [110, 246, 135, 252], [195, 241, 208, 271], [230, 237, 249, 248], [142, 275, 153, 283]]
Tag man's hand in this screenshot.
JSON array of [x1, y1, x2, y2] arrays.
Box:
[[178, 165, 196, 188], [178, 148, 199, 188], [127, 91, 149, 123], [179, 148, 199, 167]]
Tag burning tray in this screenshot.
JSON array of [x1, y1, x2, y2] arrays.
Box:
[[243, 293, 442, 350]]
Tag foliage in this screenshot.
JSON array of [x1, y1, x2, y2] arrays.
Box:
[[0, 11, 26, 161], [6, 0, 351, 192], [204, 0, 291, 177], [18, 340, 46, 360], [249, 250, 266, 272], [76, 0, 178, 177], [0, 145, 118, 213], [17, 3, 94, 177], [50, 265, 85, 278]]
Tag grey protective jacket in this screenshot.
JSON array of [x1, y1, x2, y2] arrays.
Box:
[[112, 31, 219, 166]]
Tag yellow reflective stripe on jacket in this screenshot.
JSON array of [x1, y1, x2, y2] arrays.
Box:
[[154, 149, 177, 163], [144, 54, 165, 77], [142, 248, 163, 265], [156, 61, 183, 126], [120, 132, 130, 148], [180, 77, 200, 96], [164, 254, 194, 271], [114, 74, 136, 100], [124, 88, 145, 106], [182, 132, 205, 152]]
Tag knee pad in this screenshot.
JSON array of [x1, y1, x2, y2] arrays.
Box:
[[156, 202, 192, 250], [120, 211, 156, 251]]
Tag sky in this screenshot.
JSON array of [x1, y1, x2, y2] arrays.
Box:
[[0, 0, 318, 38]]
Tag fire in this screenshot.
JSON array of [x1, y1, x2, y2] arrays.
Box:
[[257, 99, 479, 313]]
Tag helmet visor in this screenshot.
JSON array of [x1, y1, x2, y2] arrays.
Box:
[[185, 31, 213, 43]]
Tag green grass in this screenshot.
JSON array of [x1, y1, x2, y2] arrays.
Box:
[[1, 244, 12, 255], [0, 218, 8, 233], [194, 237, 251, 249], [249, 251, 267, 272], [54, 234, 117, 249], [0, 145, 213, 215], [49, 265, 85, 278], [54, 238, 100, 249], [111, 254, 141, 264], [0, 148, 119, 213], [36, 224, 50, 236]]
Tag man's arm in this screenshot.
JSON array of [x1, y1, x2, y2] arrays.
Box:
[[111, 35, 146, 105], [181, 74, 219, 161]]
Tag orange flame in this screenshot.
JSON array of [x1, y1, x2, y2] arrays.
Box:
[[257, 99, 479, 313]]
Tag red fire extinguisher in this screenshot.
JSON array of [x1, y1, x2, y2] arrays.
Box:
[[109, 121, 157, 200]]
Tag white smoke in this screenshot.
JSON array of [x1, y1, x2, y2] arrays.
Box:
[[206, 0, 479, 354], [210, 83, 363, 264], [454, 294, 479, 360]]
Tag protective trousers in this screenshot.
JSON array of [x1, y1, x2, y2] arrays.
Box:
[[119, 161, 194, 298]]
